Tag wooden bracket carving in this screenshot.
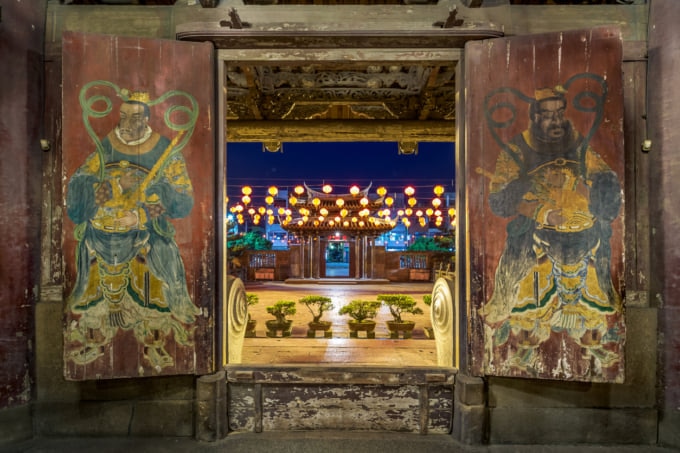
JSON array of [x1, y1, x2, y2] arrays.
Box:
[[220, 8, 251, 29], [433, 7, 465, 28]]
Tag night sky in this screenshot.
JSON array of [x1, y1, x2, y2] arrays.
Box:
[[226, 141, 455, 203]]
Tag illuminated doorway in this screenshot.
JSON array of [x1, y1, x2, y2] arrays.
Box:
[[325, 237, 350, 278]]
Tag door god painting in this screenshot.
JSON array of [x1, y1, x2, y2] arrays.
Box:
[[66, 85, 200, 372], [62, 33, 215, 380], [465, 28, 625, 382]]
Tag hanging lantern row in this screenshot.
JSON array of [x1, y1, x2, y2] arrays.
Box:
[[229, 183, 456, 227]]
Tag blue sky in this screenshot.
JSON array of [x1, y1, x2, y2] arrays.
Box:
[[226, 141, 455, 201]]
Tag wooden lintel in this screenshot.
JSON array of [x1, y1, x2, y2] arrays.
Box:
[[226, 120, 455, 142]]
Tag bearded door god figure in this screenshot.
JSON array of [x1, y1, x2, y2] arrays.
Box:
[[481, 85, 623, 377]]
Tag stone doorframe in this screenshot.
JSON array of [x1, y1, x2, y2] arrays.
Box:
[[191, 36, 484, 442]]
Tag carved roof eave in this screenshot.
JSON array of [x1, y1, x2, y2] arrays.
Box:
[[281, 219, 396, 235], [176, 29, 504, 50], [304, 182, 372, 199], [281, 222, 395, 235]]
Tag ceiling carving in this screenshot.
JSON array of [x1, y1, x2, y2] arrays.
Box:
[[225, 63, 457, 121]]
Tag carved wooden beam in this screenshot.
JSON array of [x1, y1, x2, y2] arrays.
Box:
[[226, 120, 454, 142]]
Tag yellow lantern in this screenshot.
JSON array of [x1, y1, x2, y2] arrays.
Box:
[[320, 208, 329, 216], [407, 197, 417, 207], [385, 196, 394, 207], [404, 186, 415, 197], [258, 206, 266, 215], [405, 208, 413, 216], [432, 197, 442, 208], [419, 217, 426, 227], [322, 184, 333, 194], [426, 208, 434, 217], [312, 197, 321, 207], [433, 185, 445, 196], [336, 198, 345, 207], [349, 185, 360, 196], [247, 208, 255, 215], [448, 207, 456, 217], [268, 186, 278, 196], [377, 186, 387, 196], [265, 195, 274, 205], [241, 195, 251, 205], [340, 208, 349, 218], [241, 186, 252, 196], [415, 209, 423, 217], [294, 185, 305, 195], [360, 197, 369, 207], [277, 207, 285, 215]]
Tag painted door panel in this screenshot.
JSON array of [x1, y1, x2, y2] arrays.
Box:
[[464, 27, 625, 382], [62, 32, 215, 380]]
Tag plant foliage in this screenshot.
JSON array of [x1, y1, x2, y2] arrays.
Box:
[[298, 295, 334, 323], [338, 300, 382, 323], [377, 294, 424, 323], [266, 300, 296, 323]]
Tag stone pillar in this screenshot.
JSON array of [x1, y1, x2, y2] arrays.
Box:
[[452, 374, 486, 444], [195, 371, 227, 441]]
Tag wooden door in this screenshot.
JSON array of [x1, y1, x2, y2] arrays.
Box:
[[464, 27, 626, 382], [62, 32, 215, 380]]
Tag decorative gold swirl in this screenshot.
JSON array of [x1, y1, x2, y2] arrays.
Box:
[[226, 276, 248, 364], [431, 277, 456, 368]]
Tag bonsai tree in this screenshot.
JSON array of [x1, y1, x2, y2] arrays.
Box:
[[247, 294, 259, 316], [266, 300, 297, 324], [245, 293, 259, 337], [377, 294, 424, 323], [339, 299, 382, 339], [299, 295, 334, 324], [338, 300, 382, 323], [422, 294, 434, 339]]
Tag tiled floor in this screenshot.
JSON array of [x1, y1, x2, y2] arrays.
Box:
[[241, 280, 438, 366]]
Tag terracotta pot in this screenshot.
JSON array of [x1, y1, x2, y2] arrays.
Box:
[[386, 320, 416, 339]]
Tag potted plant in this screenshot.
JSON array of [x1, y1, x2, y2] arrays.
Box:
[[338, 299, 382, 339], [377, 294, 424, 339], [265, 300, 296, 337], [422, 294, 435, 339], [299, 295, 334, 338], [245, 293, 259, 338]]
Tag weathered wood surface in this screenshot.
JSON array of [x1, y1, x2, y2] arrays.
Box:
[[227, 365, 455, 433], [648, 0, 680, 436], [61, 32, 216, 380], [465, 27, 626, 382]]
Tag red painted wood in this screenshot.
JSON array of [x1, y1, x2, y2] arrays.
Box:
[[465, 28, 626, 382], [61, 32, 215, 380]]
